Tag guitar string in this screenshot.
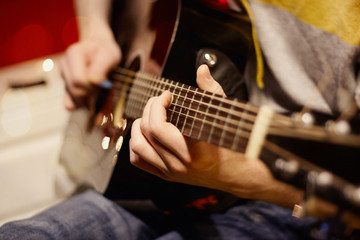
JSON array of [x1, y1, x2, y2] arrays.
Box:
[[88, 69, 360, 151], [104, 68, 359, 144], [128, 78, 360, 146], [109, 69, 274, 125], [109, 67, 360, 134], [114, 70, 357, 131], [108, 70, 311, 131], [96, 78, 254, 148], [104, 74, 258, 125], [126, 84, 257, 126], [103, 75, 259, 134], [130, 94, 253, 135], [113, 68, 292, 125], [102, 79, 332, 146], [107, 70, 337, 140], [125, 92, 253, 144], [106, 83, 352, 150], [111, 67, 260, 113]]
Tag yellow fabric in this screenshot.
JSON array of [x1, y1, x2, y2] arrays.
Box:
[[237, 0, 360, 88], [256, 0, 360, 46], [237, 0, 265, 89]]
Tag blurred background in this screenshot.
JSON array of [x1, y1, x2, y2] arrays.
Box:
[[0, 0, 78, 225]]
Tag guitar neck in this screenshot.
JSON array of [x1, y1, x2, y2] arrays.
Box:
[[122, 70, 258, 153], [111, 68, 360, 152], [110, 68, 360, 153]]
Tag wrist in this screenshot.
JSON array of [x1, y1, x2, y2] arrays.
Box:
[[258, 179, 304, 208], [77, 17, 114, 42], [222, 159, 304, 208]]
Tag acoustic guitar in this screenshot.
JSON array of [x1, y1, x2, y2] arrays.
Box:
[[79, 0, 360, 229]]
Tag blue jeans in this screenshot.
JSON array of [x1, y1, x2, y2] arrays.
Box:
[[0, 189, 321, 239]]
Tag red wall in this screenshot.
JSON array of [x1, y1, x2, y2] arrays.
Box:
[[0, 0, 79, 68]]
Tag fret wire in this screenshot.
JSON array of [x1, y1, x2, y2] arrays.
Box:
[[124, 74, 136, 117], [174, 83, 186, 129], [158, 77, 166, 93], [141, 73, 153, 109], [169, 81, 181, 123], [164, 78, 172, 93], [219, 99, 234, 148], [190, 88, 203, 140], [232, 102, 250, 151], [165, 78, 173, 93], [148, 72, 157, 96], [198, 92, 215, 141], [139, 73, 148, 115], [132, 74, 145, 116], [188, 87, 198, 137], [180, 85, 193, 134], [206, 92, 218, 143], [126, 73, 153, 118]]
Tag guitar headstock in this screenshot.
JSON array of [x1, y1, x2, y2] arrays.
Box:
[[258, 107, 360, 230]]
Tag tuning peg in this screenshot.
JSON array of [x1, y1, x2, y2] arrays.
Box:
[[344, 186, 360, 207], [325, 120, 351, 135], [291, 112, 315, 126], [274, 158, 300, 179], [315, 171, 334, 188]]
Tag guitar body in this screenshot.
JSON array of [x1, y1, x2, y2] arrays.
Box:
[[101, 0, 253, 212]]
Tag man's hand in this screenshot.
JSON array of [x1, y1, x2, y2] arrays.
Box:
[[60, 22, 121, 110], [129, 64, 289, 203]]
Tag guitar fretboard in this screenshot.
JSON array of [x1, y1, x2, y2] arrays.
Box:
[[108, 67, 360, 153], [122, 71, 258, 152]]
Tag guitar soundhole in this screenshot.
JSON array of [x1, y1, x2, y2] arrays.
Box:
[[104, 56, 141, 150], [95, 56, 142, 152]]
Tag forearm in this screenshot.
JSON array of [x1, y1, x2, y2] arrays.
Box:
[[222, 160, 304, 209], [74, 0, 115, 40], [242, 179, 304, 209]]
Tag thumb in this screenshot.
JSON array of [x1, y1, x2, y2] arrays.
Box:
[[196, 64, 226, 96]]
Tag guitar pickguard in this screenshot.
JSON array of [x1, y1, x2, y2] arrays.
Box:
[[162, 0, 252, 100]]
